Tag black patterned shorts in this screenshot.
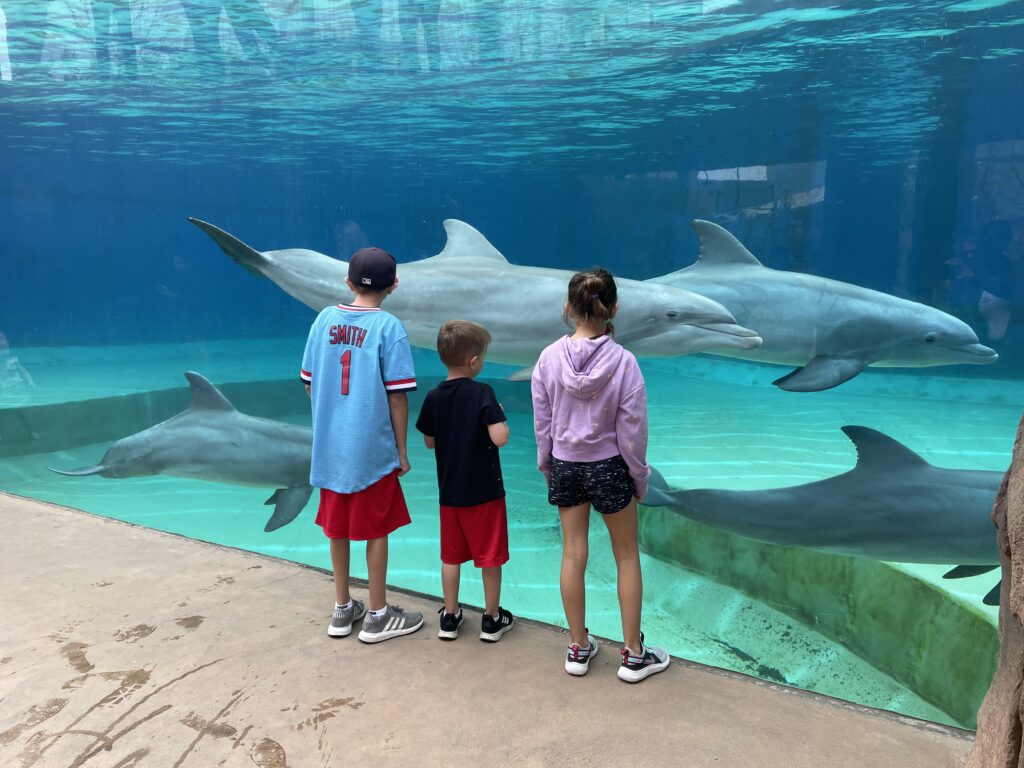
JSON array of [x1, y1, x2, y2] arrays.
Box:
[[548, 455, 636, 515]]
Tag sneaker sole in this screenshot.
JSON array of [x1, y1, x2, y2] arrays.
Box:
[[565, 641, 598, 676], [358, 619, 424, 644], [326, 610, 366, 638], [438, 624, 461, 640], [479, 622, 514, 643], [617, 657, 670, 683]]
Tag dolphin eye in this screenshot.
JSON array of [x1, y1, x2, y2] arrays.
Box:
[[666, 311, 680, 319], [924, 333, 937, 344]]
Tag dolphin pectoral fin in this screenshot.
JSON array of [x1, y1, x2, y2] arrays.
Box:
[[508, 365, 535, 382], [772, 357, 868, 392], [263, 485, 314, 532], [943, 565, 999, 579], [984, 581, 1001, 606], [49, 465, 107, 477]]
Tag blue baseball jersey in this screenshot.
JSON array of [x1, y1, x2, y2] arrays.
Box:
[[301, 304, 417, 493]]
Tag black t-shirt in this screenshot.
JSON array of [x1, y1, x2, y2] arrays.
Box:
[[415, 378, 506, 507]]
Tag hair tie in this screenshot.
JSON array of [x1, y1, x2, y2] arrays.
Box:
[[590, 293, 599, 300]]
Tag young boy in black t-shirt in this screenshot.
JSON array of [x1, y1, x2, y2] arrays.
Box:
[[416, 320, 515, 642]]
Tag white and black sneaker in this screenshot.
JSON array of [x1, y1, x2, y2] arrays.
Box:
[[357, 604, 424, 644], [564, 633, 599, 676], [479, 607, 514, 642], [438, 606, 463, 640], [327, 599, 366, 638], [618, 634, 670, 683]]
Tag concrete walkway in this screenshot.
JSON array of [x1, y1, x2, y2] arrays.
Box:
[[0, 493, 972, 768]]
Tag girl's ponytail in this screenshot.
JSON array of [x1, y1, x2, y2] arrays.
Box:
[[563, 268, 618, 334]]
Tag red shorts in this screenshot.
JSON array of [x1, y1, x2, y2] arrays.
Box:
[[315, 470, 411, 541], [440, 497, 509, 568]]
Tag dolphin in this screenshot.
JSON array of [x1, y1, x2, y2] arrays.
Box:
[[188, 217, 762, 372], [50, 372, 314, 532], [645, 425, 1001, 582], [648, 220, 998, 391]]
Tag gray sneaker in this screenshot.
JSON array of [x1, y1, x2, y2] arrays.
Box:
[[327, 599, 366, 638], [357, 604, 424, 643]]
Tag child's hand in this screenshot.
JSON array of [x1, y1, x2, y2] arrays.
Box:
[[398, 454, 411, 476]]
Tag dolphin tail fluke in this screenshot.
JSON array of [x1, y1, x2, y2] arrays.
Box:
[[943, 564, 999, 579], [48, 465, 107, 477], [264, 485, 314, 532], [188, 218, 270, 278], [984, 580, 1002, 606]]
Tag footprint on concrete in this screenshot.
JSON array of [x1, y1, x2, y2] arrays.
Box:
[[174, 616, 205, 631], [251, 738, 288, 767], [295, 698, 363, 731], [181, 713, 237, 739], [60, 642, 93, 673], [114, 625, 156, 644], [0, 698, 68, 746]]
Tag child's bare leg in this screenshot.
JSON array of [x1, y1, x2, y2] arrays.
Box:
[[601, 499, 642, 652], [559, 503, 591, 646], [365, 536, 388, 611], [330, 538, 351, 605], [442, 563, 461, 614], [481, 566, 501, 617]]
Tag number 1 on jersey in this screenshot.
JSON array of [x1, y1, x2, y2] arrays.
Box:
[[340, 349, 352, 395]]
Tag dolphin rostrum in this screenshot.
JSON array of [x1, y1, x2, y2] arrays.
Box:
[[648, 221, 997, 391], [188, 217, 762, 371], [50, 372, 314, 532], [645, 425, 1001, 571]]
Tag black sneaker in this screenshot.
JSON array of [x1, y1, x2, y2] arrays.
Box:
[[479, 607, 514, 642], [437, 606, 463, 640], [618, 633, 670, 683], [565, 633, 599, 676]]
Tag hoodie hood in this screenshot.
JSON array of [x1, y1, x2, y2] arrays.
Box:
[[558, 335, 626, 399]]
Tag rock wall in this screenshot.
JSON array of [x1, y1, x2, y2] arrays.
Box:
[[969, 414, 1024, 766]]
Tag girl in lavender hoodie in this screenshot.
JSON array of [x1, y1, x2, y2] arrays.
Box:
[[531, 269, 670, 683]]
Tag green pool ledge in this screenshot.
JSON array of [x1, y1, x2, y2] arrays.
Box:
[[638, 504, 997, 729]]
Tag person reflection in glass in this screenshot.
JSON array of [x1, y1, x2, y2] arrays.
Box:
[[975, 219, 1017, 343]]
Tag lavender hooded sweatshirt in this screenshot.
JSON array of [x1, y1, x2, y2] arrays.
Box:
[[531, 334, 650, 500]]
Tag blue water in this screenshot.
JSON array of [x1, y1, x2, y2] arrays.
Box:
[[2, 0, 1023, 728]]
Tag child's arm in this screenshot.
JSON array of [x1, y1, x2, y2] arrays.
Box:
[[480, 385, 510, 448], [530, 363, 553, 477], [388, 391, 411, 475], [616, 377, 650, 502], [487, 422, 510, 447], [423, 435, 436, 450]]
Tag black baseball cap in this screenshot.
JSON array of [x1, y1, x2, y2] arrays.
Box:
[[348, 247, 397, 290]]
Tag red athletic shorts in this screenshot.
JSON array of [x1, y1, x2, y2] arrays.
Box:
[[440, 497, 509, 568], [316, 470, 411, 541]]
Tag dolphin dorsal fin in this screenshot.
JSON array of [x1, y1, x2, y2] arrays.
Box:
[[841, 426, 930, 472], [185, 372, 236, 411], [691, 220, 764, 267], [435, 219, 509, 262]]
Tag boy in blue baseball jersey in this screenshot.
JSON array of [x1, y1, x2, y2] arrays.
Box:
[[301, 246, 424, 644]]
